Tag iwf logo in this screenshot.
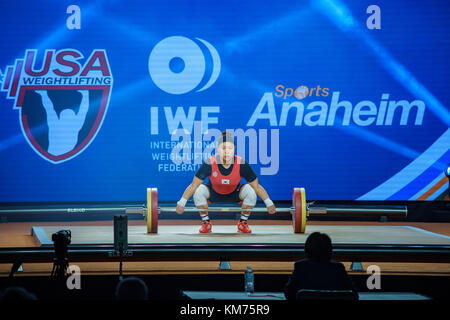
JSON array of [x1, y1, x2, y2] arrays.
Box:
[[148, 36, 221, 94], [0, 49, 113, 163]]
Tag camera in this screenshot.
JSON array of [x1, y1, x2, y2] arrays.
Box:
[[52, 230, 71, 246], [52, 230, 71, 260]]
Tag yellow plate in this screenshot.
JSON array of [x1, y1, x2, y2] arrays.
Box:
[[147, 188, 152, 233], [300, 187, 306, 233]]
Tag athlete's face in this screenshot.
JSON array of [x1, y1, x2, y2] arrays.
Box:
[[218, 142, 235, 164]]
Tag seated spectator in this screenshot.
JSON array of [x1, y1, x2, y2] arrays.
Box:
[[284, 232, 358, 300], [115, 277, 149, 300], [0, 286, 38, 300]]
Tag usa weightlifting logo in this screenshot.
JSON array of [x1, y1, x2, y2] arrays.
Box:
[[0, 49, 113, 163], [148, 36, 221, 94]]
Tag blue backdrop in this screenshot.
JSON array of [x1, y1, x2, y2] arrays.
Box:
[[0, 0, 449, 202]]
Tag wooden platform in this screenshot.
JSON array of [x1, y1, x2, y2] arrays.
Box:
[[31, 224, 450, 246], [1, 221, 449, 276]]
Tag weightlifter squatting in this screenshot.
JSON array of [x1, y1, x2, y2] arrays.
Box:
[[175, 130, 277, 233]]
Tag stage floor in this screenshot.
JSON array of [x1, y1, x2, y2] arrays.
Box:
[[1, 221, 450, 277], [32, 224, 450, 246]]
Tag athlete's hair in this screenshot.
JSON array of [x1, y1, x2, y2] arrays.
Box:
[[218, 130, 235, 147]]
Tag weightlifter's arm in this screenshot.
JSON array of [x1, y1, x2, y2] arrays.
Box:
[[248, 178, 276, 214], [176, 176, 204, 214]]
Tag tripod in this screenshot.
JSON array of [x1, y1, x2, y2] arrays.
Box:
[[51, 256, 69, 280]]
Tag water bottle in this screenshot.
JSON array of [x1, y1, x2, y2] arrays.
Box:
[[244, 266, 254, 295]]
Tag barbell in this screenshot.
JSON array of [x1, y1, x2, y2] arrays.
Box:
[[125, 188, 408, 234], [126, 187, 308, 234]]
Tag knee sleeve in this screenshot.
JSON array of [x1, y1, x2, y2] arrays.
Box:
[[240, 184, 257, 206], [193, 184, 209, 207]]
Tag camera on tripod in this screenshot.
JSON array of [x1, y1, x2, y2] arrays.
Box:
[[51, 230, 71, 279]]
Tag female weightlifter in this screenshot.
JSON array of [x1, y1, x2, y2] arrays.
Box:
[[175, 130, 276, 233]]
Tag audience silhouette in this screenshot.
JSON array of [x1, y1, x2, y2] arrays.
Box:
[[115, 277, 149, 300], [284, 232, 359, 300]]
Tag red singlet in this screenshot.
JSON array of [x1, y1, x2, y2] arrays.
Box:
[[209, 155, 242, 194]]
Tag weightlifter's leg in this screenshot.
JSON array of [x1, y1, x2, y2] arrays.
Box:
[[193, 184, 212, 233], [238, 184, 257, 233]]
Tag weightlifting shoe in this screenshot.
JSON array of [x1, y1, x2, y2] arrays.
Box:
[[237, 220, 252, 233], [199, 220, 212, 233]]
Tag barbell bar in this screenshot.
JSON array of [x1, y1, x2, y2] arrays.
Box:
[[154, 207, 295, 213], [126, 188, 407, 234], [128, 187, 312, 234]]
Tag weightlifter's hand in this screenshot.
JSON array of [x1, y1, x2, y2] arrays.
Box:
[[264, 198, 276, 214], [176, 197, 187, 214], [176, 205, 184, 214], [267, 204, 276, 215]]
